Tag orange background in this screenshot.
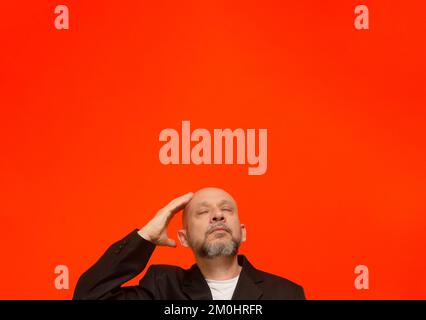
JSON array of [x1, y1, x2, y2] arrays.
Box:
[[1, 1, 425, 299]]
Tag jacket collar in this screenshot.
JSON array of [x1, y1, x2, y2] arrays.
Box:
[[182, 255, 264, 300]]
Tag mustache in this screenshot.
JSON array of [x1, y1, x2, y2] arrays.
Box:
[[206, 223, 232, 235]]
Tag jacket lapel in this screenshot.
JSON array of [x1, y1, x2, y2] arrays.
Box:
[[182, 264, 213, 300], [231, 255, 263, 300]]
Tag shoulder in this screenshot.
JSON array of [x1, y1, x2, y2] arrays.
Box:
[[144, 264, 186, 279], [256, 270, 306, 299]]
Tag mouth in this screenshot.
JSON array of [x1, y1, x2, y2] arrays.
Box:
[[209, 227, 229, 235]]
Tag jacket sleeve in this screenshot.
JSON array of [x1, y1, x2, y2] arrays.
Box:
[[294, 284, 307, 300], [73, 229, 157, 300]]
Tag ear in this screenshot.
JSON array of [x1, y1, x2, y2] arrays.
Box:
[[240, 224, 247, 242], [177, 229, 190, 247]]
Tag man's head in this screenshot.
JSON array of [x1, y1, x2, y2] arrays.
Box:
[[177, 187, 246, 259]]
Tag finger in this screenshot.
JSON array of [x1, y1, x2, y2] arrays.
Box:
[[165, 192, 194, 215], [165, 238, 177, 247]]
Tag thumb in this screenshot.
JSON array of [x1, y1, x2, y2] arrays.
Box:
[[165, 239, 177, 247]]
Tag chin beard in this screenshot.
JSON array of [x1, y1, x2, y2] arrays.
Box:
[[196, 238, 240, 259]]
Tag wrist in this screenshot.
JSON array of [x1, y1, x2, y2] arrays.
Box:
[[137, 229, 152, 242]]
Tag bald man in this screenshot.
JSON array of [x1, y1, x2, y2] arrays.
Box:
[[73, 188, 306, 300]]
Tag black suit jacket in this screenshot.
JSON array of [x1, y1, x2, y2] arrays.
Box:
[[73, 229, 306, 300]]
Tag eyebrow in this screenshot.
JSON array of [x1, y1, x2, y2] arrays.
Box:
[[218, 199, 234, 207]]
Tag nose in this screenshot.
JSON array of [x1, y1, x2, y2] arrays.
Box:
[[211, 208, 225, 223]]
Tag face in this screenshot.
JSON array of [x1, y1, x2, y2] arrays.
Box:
[[178, 187, 246, 259]]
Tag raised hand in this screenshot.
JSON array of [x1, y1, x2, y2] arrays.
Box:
[[137, 192, 193, 247]]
